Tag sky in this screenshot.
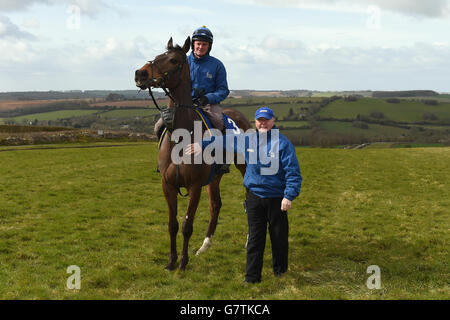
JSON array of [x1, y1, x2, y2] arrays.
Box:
[[0, 0, 449, 93]]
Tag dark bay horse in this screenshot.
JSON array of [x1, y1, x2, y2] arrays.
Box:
[[134, 37, 251, 270]]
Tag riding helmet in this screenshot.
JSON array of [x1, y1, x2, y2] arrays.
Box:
[[192, 26, 213, 53]]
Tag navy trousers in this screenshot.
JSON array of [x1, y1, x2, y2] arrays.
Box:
[[245, 192, 289, 282]]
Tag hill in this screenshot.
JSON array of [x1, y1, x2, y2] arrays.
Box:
[[1, 94, 449, 147]]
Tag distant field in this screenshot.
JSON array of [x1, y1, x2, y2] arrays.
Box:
[[277, 121, 309, 128], [1, 110, 99, 124], [228, 103, 310, 121], [98, 108, 160, 119], [318, 98, 450, 123], [90, 99, 168, 108], [0, 99, 92, 112], [319, 121, 410, 137], [0, 142, 448, 299], [1, 97, 448, 147]]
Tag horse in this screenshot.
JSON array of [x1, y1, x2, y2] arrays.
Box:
[[134, 37, 252, 270]]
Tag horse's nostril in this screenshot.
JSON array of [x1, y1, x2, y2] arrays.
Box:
[[135, 69, 148, 80]]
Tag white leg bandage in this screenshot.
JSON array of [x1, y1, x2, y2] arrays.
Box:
[[196, 237, 212, 255]]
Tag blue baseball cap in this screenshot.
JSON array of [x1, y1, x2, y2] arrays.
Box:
[[255, 107, 275, 120]]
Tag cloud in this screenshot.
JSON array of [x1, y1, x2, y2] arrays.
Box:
[[0, 35, 159, 90], [0, 0, 118, 18], [221, 38, 450, 91], [226, 0, 450, 18], [155, 5, 213, 16], [0, 14, 36, 39], [0, 0, 46, 12]]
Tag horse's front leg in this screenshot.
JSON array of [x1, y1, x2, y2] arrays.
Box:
[[179, 185, 202, 270], [196, 177, 222, 255], [162, 179, 178, 270]]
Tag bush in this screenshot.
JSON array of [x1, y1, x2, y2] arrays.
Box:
[[386, 98, 400, 103], [344, 95, 359, 102], [422, 99, 438, 106], [352, 121, 369, 129], [423, 112, 438, 121], [370, 110, 385, 119]]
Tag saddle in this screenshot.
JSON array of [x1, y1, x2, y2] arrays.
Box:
[[157, 108, 236, 176]]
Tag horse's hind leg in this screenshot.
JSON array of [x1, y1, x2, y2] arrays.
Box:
[[196, 177, 222, 255], [179, 185, 202, 270], [162, 180, 178, 270]]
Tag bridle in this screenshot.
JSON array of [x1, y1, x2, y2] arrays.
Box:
[[145, 50, 191, 111]]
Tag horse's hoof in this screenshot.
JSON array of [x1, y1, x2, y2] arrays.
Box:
[[165, 258, 177, 271], [178, 257, 188, 270], [165, 264, 176, 271], [196, 237, 212, 255]]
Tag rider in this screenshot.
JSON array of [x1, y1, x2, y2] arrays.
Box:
[[155, 26, 231, 173]]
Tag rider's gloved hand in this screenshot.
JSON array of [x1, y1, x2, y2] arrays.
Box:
[[195, 95, 209, 107]]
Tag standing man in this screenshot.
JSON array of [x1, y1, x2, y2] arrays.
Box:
[[186, 107, 302, 283]]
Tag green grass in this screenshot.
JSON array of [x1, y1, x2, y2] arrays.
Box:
[[318, 98, 450, 123], [0, 143, 449, 299]]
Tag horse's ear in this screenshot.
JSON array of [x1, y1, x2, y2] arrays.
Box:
[[182, 36, 191, 54], [167, 37, 173, 49]]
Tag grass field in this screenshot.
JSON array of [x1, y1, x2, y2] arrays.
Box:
[[318, 121, 410, 137], [0, 142, 449, 300], [98, 108, 159, 119], [0, 110, 99, 124], [318, 98, 450, 123]]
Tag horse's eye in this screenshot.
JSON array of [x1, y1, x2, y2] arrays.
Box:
[[170, 59, 177, 64]]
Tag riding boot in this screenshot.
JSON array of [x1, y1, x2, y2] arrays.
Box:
[[154, 118, 165, 141], [154, 118, 166, 173]]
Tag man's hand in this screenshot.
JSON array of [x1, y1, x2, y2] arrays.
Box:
[[281, 198, 292, 212], [196, 95, 209, 107], [185, 142, 202, 156]]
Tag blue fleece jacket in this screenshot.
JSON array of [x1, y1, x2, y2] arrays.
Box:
[[188, 53, 230, 105], [202, 127, 302, 200]]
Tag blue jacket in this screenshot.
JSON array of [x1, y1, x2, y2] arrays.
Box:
[[188, 53, 230, 105], [202, 127, 302, 200]]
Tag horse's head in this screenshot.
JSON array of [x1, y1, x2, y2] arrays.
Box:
[[135, 37, 191, 90]]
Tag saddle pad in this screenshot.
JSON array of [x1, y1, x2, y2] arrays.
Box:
[[222, 113, 241, 133]]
